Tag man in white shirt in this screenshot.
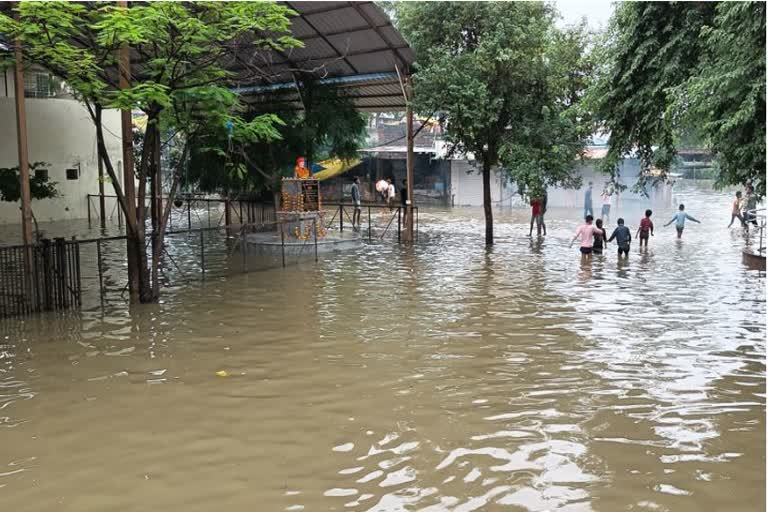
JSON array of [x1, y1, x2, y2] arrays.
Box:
[[386, 178, 396, 211]]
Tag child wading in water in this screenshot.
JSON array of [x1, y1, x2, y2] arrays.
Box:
[[592, 218, 607, 254], [636, 209, 654, 249], [665, 204, 701, 238], [570, 214, 602, 259], [727, 191, 745, 228], [608, 218, 632, 258]]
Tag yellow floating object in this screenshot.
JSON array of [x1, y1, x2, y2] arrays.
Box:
[[216, 370, 230, 377]]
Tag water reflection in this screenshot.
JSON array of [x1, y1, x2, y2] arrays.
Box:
[[0, 182, 764, 511]]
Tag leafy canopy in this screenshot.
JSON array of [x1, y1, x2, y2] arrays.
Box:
[[395, 1, 593, 198], [187, 80, 367, 196], [589, 1, 765, 195]]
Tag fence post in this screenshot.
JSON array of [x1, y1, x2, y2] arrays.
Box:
[[280, 223, 286, 268], [313, 218, 318, 263], [41, 238, 52, 311], [200, 230, 205, 280], [241, 226, 247, 273], [187, 199, 192, 230], [339, 204, 344, 232], [54, 237, 67, 308], [368, 205, 372, 242], [73, 239, 81, 306], [207, 200, 211, 228], [87, 195, 92, 227], [397, 208, 401, 243], [96, 239, 104, 307], [225, 198, 231, 227], [117, 200, 123, 228]]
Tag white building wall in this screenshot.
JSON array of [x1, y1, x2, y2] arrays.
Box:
[[0, 69, 122, 224], [450, 160, 514, 207]]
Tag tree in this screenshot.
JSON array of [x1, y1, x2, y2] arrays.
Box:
[[395, 2, 592, 244], [500, 22, 595, 199], [589, 2, 765, 195], [0, 162, 58, 202], [186, 79, 367, 201], [0, 2, 299, 302], [677, 2, 766, 195]]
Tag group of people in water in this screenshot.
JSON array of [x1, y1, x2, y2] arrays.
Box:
[[570, 205, 700, 259]]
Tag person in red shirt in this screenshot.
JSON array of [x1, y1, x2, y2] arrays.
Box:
[[636, 209, 654, 249], [529, 197, 544, 237]]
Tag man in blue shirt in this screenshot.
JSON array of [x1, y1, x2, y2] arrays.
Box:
[[608, 217, 632, 257]]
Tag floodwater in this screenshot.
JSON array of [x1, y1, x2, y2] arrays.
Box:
[[1, 182, 765, 511]]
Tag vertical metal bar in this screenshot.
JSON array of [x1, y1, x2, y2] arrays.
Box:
[[368, 206, 372, 242], [42, 239, 52, 311], [87, 196, 92, 227], [97, 239, 104, 307], [187, 199, 192, 230], [339, 205, 343, 232], [117, 200, 123, 228], [397, 207, 401, 243], [98, 153, 106, 229], [200, 230, 205, 280], [416, 207, 419, 242], [280, 223, 286, 268], [241, 226, 247, 273], [207, 200, 211, 228], [74, 241, 81, 306], [32, 244, 40, 312], [313, 218, 318, 263]]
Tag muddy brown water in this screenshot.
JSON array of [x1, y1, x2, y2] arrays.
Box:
[[1, 182, 764, 511]]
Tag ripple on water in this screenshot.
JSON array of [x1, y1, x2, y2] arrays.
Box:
[[0, 183, 763, 511]]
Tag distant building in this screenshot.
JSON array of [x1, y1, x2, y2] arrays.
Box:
[[0, 66, 122, 225]]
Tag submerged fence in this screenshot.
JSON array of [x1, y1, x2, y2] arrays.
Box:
[[0, 238, 81, 317], [3, 197, 420, 319]]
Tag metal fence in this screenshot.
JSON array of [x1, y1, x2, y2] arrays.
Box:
[[86, 194, 276, 231], [323, 202, 419, 242], [0, 238, 81, 317]]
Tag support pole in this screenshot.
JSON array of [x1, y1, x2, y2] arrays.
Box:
[[98, 150, 106, 229], [404, 76, 415, 242], [12, 22, 34, 277], [118, 0, 140, 303]]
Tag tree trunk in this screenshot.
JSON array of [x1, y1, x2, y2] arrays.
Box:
[[482, 159, 494, 245], [151, 144, 187, 300]]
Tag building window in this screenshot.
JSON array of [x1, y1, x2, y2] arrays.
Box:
[[65, 168, 79, 180], [24, 71, 55, 98], [34, 168, 49, 180]]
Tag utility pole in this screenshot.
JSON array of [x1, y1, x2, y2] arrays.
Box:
[[404, 76, 415, 242], [13, 11, 34, 257], [118, 0, 139, 303]]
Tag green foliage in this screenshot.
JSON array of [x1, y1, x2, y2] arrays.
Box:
[[590, 1, 765, 195], [0, 2, 300, 166], [0, 163, 58, 202], [395, 1, 593, 238], [187, 82, 367, 195], [675, 2, 766, 195]]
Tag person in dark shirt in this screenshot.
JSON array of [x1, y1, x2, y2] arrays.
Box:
[[608, 218, 632, 257], [592, 218, 607, 254], [350, 176, 361, 230]]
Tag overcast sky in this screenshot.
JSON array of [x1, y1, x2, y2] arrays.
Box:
[[554, 0, 615, 30]]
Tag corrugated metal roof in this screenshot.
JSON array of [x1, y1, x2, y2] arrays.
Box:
[[1, 1, 414, 112], [232, 1, 413, 112]]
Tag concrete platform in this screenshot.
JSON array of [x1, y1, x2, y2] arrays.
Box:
[[245, 230, 362, 257], [742, 248, 766, 271]]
